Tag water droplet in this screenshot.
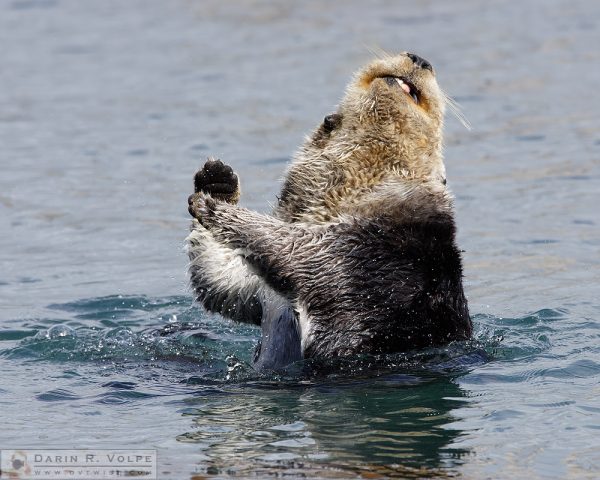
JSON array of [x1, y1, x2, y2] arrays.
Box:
[[103, 327, 135, 346], [45, 324, 76, 339]]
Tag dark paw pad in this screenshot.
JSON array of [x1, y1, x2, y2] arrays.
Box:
[[194, 158, 240, 203]]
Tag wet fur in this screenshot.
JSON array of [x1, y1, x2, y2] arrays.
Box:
[[190, 182, 470, 357], [186, 53, 472, 368]]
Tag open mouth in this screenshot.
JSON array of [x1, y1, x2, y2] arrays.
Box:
[[383, 76, 420, 104]]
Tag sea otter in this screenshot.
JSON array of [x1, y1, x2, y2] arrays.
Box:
[[186, 52, 472, 369]]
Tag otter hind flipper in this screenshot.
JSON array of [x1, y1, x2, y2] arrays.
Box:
[[253, 305, 302, 371], [188, 192, 471, 357], [186, 53, 472, 365]]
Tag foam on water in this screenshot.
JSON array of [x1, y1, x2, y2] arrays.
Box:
[[1, 295, 496, 380]]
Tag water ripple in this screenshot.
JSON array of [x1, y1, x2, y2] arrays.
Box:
[[1, 295, 597, 477], [36, 388, 82, 402]]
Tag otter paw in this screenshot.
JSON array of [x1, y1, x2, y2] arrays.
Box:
[[194, 158, 240, 204], [188, 192, 217, 227]]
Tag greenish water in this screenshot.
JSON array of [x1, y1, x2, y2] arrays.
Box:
[[1, 0, 600, 478], [2, 296, 598, 478]]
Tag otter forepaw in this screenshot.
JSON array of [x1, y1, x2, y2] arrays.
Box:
[[188, 192, 217, 227], [194, 158, 240, 204]]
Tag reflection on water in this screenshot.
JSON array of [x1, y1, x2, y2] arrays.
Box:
[[0, 295, 490, 478], [0, 294, 598, 478], [179, 375, 469, 478]]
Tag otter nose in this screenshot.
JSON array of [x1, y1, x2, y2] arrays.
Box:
[[406, 53, 433, 72]]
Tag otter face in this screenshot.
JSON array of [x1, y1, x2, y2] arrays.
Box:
[[351, 52, 445, 126], [337, 52, 447, 183]]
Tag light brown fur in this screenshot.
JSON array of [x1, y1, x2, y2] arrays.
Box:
[[186, 52, 468, 368], [276, 52, 448, 224]]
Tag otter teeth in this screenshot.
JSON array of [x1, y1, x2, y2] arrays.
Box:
[[395, 77, 419, 103], [395, 77, 411, 95]]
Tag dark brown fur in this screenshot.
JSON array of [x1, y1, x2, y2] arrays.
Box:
[[186, 52, 472, 368]]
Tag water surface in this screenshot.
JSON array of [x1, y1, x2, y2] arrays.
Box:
[[1, 0, 599, 478]]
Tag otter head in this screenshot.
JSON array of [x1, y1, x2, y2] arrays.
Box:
[[334, 52, 447, 184]]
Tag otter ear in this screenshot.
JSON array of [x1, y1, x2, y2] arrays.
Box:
[[323, 113, 342, 133]]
